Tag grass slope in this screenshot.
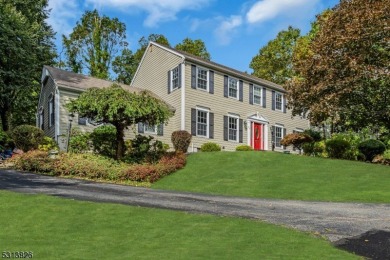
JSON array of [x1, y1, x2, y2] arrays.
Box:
[[153, 152, 390, 203], [0, 190, 358, 259]]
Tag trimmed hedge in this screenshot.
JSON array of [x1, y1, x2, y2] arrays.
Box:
[[236, 145, 253, 151], [12, 125, 44, 152], [171, 130, 192, 153], [325, 139, 350, 159], [358, 139, 386, 162], [200, 142, 221, 152]]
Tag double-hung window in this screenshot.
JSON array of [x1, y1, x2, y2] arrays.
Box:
[[144, 122, 157, 134], [275, 125, 283, 147], [197, 109, 209, 137], [48, 94, 54, 127], [275, 92, 283, 111], [197, 67, 208, 90], [253, 85, 262, 105], [171, 66, 179, 91], [228, 77, 238, 99], [228, 116, 238, 142]]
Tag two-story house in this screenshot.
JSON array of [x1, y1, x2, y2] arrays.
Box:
[[132, 42, 309, 152]]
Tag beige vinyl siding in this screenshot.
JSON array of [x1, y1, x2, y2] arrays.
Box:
[[184, 62, 309, 152], [58, 89, 96, 137], [38, 77, 56, 138], [131, 44, 183, 148]]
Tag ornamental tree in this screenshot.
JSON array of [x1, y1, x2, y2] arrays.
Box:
[[280, 133, 313, 153], [175, 38, 211, 60], [286, 0, 390, 130], [66, 84, 173, 160]]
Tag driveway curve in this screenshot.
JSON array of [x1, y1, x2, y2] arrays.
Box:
[[1, 169, 390, 243]]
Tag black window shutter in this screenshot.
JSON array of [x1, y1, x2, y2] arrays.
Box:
[[41, 110, 45, 130], [167, 70, 171, 94], [224, 76, 228, 97], [249, 84, 253, 105], [262, 87, 266, 108], [209, 70, 214, 94], [209, 112, 214, 139], [191, 108, 196, 136], [283, 95, 287, 113], [138, 123, 144, 133], [178, 65, 182, 89], [271, 126, 275, 144], [283, 128, 287, 149], [239, 119, 243, 143], [191, 65, 196, 89], [272, 90, 276, 110], [47, 100, 50, 126], [223, 116, 228, 141], [157, 124, 164, 136], [239, 80, 243, 101], [52, 96, 55, 126]]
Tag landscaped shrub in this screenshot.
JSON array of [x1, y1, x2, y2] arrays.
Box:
[[358, 139, 386, 162], [235, 145, 253, 151], [281, 133, 313, 152], [330, 131, 367, 160], [69, 128, 91, 153], [54, 153, 125, 179], [171, 130, 192, 153], [124, 135, 167, 164], [200, 142, 221, 152], [12, 125, 44, 152], [90, 125, 117, 158], [325, 139, 351, 159], [12, 150, 54, 173], [0, 129, 13, 148], [38, 136, 59, 151], [119, 152, 186, 183], [303, 129, 322, 142]]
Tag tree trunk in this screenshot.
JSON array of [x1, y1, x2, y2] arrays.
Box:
[[115, 124, 125, 160], [0, 109, 9, 132]]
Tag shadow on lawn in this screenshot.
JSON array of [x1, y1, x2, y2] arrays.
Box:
[[334, 230, 390, 260]]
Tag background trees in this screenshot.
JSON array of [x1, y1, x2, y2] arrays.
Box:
[[250, 26, 300, 85], [286, 0, 390, 131], [62, 9, 127, 80], [0, 0, 56, 131], [175, 38, 211, 60]]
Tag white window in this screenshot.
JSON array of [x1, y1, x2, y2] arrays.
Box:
[[228, 116, 239, 142], [48, 94, 54, 127], [144, 122, 157, 134], [275, 92, 283, 111], [275, 126, 283, 147], [253, 85, 262, 105], [197, 109, 209, 137], [197, 67, 208, 90], [228, 77, 238, 99], [39, 107, 44, 130], [171, 67, 179, 91]]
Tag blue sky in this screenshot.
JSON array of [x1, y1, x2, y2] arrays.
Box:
[[47, 0, 340, 73]]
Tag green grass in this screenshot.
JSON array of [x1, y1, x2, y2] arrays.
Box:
[[0, 190, 358, 259], [153, 151, 390, 203]]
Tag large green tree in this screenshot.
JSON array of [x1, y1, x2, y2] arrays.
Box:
[[175, 38, 211, 60], [0, 0, 56, 131], [286, 0, 390, 130], [250, 26, 300, 85], [62, 9, 127, 79], [66, 85, 173, 160], [112, 48, 135, 85]]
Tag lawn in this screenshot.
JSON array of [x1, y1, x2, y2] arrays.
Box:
[[153, 151, 390, 203], [0, 190, 358, 259]]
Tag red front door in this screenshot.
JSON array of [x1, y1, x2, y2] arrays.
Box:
[[253, 123, 262, 150]]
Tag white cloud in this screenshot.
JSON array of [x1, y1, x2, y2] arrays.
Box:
[[246, 0, 320, 24], [214, 15, 243, 45], [47, 0, 82, 38], [85, 0, 212, 27]]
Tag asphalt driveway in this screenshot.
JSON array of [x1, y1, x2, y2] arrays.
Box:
[[1, 168, 390, 244]]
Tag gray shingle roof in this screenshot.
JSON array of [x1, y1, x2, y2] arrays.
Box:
[[43, 65, 175, 111], [151, 42, 286, 92]]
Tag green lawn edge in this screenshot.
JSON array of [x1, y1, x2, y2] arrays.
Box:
[[153, 151, 390, 203], [0, 190, 359, 259]]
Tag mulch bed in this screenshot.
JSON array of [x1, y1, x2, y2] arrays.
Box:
[[334, 230, 390, 260]]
